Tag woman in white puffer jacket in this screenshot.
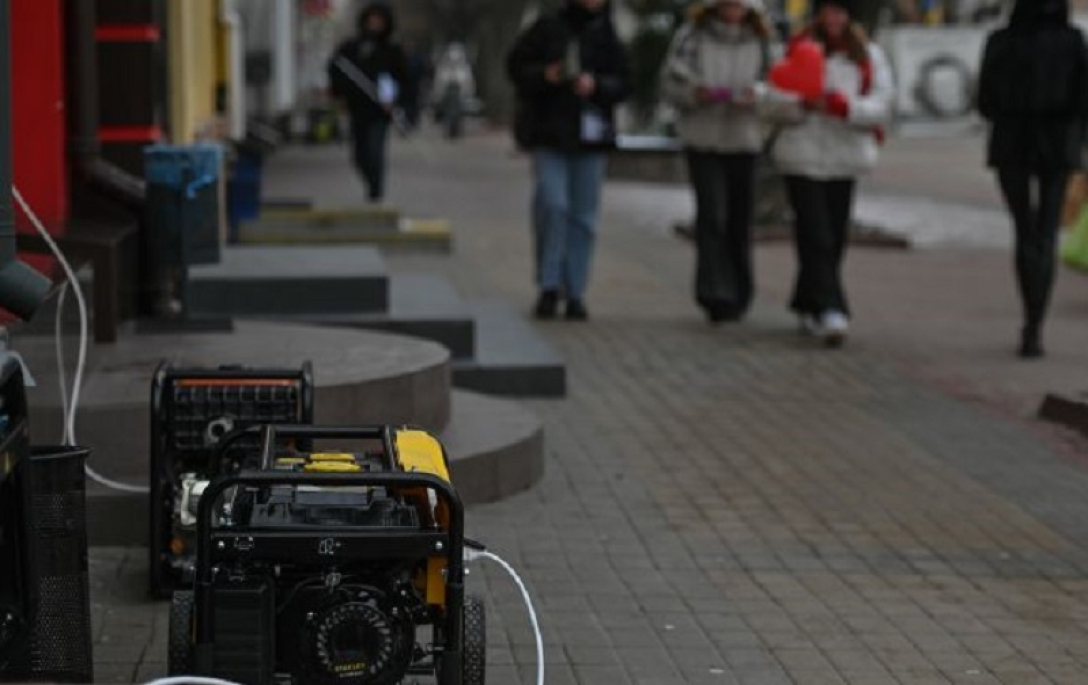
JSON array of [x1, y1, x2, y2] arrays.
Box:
[[661, 0, 771, 324], [765, 0, 894, 347]]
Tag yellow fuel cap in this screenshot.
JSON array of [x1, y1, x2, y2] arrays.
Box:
[[304, 461, 363, 473], [309, 453, 357, 463]]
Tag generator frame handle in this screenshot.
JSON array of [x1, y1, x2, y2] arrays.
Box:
[[192, 468, 467, 682], [209, 424, 399, 474]]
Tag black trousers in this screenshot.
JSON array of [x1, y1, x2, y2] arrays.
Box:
[[351, 115, 390, 201], [996, 166, 1069, 331], [686, 151, 757, 317], [784, 176, 856, 316]]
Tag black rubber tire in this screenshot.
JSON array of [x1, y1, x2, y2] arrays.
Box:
[[168, 590, 195, 676], [463, 596, 486, 685]]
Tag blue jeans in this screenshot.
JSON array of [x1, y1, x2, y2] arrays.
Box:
[[532, 150, 607, 301]]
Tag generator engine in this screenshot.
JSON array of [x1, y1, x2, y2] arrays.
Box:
[[149, 363, 314, 598], [168, 425, 485, 685]]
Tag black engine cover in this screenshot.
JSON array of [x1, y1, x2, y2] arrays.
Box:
[[281, 586, 414, 685]]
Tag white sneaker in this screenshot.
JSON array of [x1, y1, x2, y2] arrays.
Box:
[[819, 310, 849, 347], [799, 314, 820, 336]]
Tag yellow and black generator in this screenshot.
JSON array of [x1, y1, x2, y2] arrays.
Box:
[[167, 424, 485, 685]]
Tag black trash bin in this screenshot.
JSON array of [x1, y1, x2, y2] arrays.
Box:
[[0, 360, 31, 677], [143, 144, 224, 318], [4, 447, 93, 684]]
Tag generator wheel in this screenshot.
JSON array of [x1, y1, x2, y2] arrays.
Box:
[[463, 596, 486, 685], [168, 590, 195, 676]]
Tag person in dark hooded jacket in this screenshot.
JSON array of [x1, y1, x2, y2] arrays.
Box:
[[978, 0, 1088, 358], [328, 3, 407, 202], [507, 0, 631, 321]]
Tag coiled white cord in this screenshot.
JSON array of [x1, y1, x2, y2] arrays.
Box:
[[13, 186, 149, 494], [55, 282, 69, 439], [468, 549, 545, 685]]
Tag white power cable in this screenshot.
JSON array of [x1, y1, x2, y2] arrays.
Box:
[[13, 186, 149, 494], [467, 549, 545, 685], [143, 678, 242, 685], [55, 282, 69, 442]]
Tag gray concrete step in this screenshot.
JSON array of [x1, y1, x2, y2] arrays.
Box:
[[238, 217, 453, 253], [21, 321, 452, 483], [187, 245, 389, 317], [82, 390, 543, 546], [279, 273, 476, 360], [251, 278, 566, 399], [452, 300, 566, 398], [440, 390, 545, 505], [258, 206, 402, 231], [186, 247, 563, 397]]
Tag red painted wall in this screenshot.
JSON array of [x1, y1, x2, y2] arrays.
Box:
[[11, 0, 68, 224]]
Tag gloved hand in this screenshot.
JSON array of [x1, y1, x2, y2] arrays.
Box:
[[696, 86, 733, 105], [824, 91, 850, 119]]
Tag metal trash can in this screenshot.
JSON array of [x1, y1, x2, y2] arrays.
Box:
[[145, 144, 223, 266], [227, 146, 263, 243], [144, 144, 224, 317], [5, 447, 93, 684], [0, 353, 33, 679]]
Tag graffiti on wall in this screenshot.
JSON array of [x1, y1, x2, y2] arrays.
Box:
[[882, 27, 986, 120]]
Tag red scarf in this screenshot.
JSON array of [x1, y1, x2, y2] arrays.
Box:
[[793, 31, 883, 143]]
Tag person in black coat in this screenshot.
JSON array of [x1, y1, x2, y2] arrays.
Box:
[[328, 3, 407, 202], [507, 0, 630, 321], [978, 0, 1088, 358]]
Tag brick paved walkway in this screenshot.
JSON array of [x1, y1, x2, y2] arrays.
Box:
[[92, 129, 1088, 684]]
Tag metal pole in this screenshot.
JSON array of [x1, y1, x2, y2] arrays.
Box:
[[66, 0, 100, 164]]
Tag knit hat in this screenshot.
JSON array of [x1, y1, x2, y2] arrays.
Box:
[[1010, 0, 1069, 27], [813, 0, 860, 16], [358, 2, 395, 39]]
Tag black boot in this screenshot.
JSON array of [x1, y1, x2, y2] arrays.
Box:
[[705, 302, 743, 325], [534, 290, 559, 320], [565, 299, 589, 321], [1019, 325, 1044, 359]]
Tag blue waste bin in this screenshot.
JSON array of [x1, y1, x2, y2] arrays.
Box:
[[144, 144, 224, 267], [227, 147, 263, 242]]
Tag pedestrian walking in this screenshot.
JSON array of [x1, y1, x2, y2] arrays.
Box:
[[433, 43, 476, 140], [662, 0, 771, 324], [327, 2, 407, 203], [765, 0, 894, 347], [507, 0, 631, 321], [978, 0, 1088, 359], [401, 40, 432, 130]]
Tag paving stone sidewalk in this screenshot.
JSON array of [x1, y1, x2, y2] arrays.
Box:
[[91, 129, 1088, 684]]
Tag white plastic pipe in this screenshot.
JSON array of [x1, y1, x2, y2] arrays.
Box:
[[220, 0, 246, 139], [271, 0, 296, 114]]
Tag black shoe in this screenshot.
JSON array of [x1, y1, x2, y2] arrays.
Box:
[[1019, 327, 1044, 359], [705, 303, 743, 325], [565, 300, 589, 321], [534, 291, 560, 320]]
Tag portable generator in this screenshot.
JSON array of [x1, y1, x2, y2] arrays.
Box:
[[149, 363, 315, 598], [167, 424, 485, 685]]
